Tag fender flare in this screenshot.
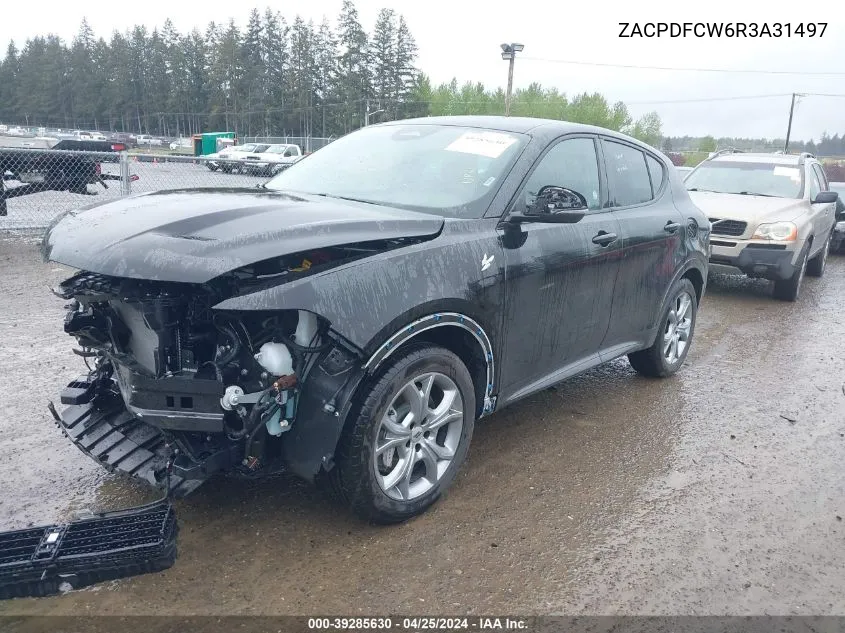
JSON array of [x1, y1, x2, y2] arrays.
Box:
[[363, 312, 497, 416]]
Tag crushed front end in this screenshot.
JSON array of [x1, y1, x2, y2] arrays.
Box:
[[52, 262, 363, 497]]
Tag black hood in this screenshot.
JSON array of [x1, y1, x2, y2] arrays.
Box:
[[42, 188, 444, 283]]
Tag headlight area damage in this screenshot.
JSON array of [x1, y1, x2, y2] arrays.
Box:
[[47, 242, 416, 498]]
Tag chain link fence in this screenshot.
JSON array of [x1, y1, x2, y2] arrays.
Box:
[[1, 148, 299, 232]]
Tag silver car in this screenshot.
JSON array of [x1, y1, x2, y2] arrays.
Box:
[[686, 151, 838, 301]]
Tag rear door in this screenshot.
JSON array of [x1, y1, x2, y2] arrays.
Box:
[[499, 135, 622, 400], [599, 138, 687, 357]]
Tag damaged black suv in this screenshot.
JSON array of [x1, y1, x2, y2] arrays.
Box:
[[43, 116, 709, 523]]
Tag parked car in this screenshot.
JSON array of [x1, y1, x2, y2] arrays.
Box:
[[136, 134, 163, 147], [685, 150, 838, 301], [42, 116, 708, 523], [830, 181, 845, 253], [108, 132, 137, 149], [170, 137, 192, 151], [205, 143, 270, 172], [239, 143, 304, 175]]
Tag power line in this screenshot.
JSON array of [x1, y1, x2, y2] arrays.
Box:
[[627, 92, 845, 105], [520, 56, 845, 76], [627, 93, 791, 105]]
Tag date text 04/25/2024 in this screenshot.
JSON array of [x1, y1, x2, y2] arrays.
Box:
[[307, 617, 528, 630], [619, 22, 827, 37]]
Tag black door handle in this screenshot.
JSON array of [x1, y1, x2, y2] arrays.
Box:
[[592, 231, 617, 246], [664, 221, 681, 232]]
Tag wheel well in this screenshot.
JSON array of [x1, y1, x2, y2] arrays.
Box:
[[395, 325, 488, 418], [682, 268, 704, 303]]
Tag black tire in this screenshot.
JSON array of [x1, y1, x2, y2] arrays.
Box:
[[806, 234, 830, 278], [773, 244, 809, 301], [628, 278, 698, 378], [328, 344, 476, 524]]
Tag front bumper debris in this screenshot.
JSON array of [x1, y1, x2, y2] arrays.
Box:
[[0, 499, 177, 599], [53, 375, 230, 498]]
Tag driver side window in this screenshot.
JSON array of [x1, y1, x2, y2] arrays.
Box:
[[523, 137, 602, 211]]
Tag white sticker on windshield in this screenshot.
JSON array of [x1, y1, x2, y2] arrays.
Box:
[[445, 131, 517, 158], [773, 166, 801, 181]]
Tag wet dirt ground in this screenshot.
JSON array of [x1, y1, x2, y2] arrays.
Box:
[[0, 234, 843, 616]]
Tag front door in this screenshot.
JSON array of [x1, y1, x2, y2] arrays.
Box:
[[498, 135, 622, 401]]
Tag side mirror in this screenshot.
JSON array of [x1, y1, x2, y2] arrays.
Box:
[[509, 185, 587, 224], [529, 185, 588, 214], [813, 191, 839, 204]]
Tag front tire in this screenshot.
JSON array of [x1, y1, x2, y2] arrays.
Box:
[[806, 234, 829, 277], [329, 345, 475, 524], [628, 278, 698, 378], [773, 244, 809, 301]]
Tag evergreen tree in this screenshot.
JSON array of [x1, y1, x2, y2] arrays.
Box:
[[393, 15, 418, 119], [369, 8, 396, 119], [262, 9, 288, 136], [336, 0, 369, 132]]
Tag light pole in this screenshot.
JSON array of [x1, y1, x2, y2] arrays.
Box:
[[500, 43, 524, 116]]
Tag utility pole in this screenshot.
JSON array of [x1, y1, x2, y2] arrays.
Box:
[[784, 93, 801, 153], [500, 43, 524, 116]]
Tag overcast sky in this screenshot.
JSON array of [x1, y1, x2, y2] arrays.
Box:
[[1, 0, 842, 140]]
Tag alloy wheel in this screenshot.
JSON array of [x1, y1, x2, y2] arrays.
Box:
[[373, 372, 464, 501], [663, 291, 694, 365]]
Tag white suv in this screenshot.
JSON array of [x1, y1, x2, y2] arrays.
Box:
[[685, 151, 838, 301]]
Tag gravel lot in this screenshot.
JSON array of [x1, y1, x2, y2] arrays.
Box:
[[0, 234, 843, 616]]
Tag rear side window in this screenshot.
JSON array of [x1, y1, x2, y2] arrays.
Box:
[[603, 140, 653, 207], [646, 155, 665, 197], [812, 164, 828, 191]]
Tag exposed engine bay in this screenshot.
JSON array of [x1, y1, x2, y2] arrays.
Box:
[[50, 243, 415, 495]]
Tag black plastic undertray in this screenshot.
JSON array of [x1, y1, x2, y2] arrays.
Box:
[[0, 499, 177, 599]]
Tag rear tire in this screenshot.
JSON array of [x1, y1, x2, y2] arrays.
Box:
[[806, 234, 829, 277], [773, 245, 809, 301], [628, 278, 698, 378], [329, 345, 475, 524]]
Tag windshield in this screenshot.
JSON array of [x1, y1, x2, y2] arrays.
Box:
[[264, 124, 527, 218], [267, 145, 289, 154], [685, 161, 803, 198]]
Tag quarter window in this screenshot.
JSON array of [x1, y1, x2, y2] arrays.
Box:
[[603, 140, 653, 207], [646, 155, 665, 197], [522, 137, 602, 211]]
